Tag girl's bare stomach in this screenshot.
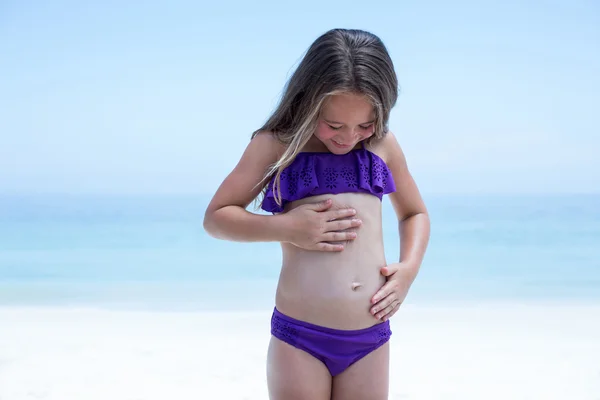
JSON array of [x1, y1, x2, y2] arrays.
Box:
[[275, 193, 387, 330]]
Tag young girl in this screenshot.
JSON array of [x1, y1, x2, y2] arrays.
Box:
[[203, 28, 430, 400]]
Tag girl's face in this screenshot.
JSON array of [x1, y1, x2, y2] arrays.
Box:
[[314, 92, 376, 154]]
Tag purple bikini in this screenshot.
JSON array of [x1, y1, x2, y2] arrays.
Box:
[[262, 147, 397, 377], [262, 147, 396, 214], [271, 307, 392, 376]]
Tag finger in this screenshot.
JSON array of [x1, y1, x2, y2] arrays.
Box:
[[374, 300, 401, 320], [380, 264, 399, 277], [382, 302, 401, 321], [371, 292, 396, 315], [309, 198, 333, 212], [326, 208, 356, 221], [327, 218, 362, 232], [314, 242, 344, 252], [322, 231, 357, 242], [371, 282, 394, 304]]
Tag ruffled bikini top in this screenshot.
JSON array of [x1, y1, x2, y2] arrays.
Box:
[[261, 147, 396, 213]]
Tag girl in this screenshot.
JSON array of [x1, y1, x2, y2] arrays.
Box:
[[203, 28, 430, 400]]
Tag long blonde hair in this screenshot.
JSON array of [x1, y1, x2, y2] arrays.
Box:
[[252, 29, 399, 207]]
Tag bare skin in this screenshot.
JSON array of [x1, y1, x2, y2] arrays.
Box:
[[203, 132, 361, 251], [268, 189, 392, 400], [266, 139, 396, 400], [276, 192, 386, 330], [204, 92, 430, 400]]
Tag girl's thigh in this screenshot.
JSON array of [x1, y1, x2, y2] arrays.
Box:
[[266, 336, 332, 400], [331, 341, 390, 400]]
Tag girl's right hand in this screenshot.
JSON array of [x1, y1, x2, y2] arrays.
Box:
[[281, 198, 362, 252]]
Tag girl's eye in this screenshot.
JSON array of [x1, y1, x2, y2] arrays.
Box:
[[326, 124, 372, 131]]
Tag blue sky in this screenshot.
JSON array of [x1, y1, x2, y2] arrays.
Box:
[[0, 0, 598, 195]]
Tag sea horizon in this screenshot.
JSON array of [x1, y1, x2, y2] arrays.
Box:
[[0, 192, 598, 311]]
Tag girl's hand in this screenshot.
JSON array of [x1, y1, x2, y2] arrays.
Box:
[[281, 198, 362, 252], [370, 262, 417, 321]]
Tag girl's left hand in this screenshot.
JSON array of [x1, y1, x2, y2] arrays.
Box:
[[370, 262, 417, 321]]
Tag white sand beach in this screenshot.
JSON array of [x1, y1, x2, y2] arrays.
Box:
[[1, 302, 599, 399]]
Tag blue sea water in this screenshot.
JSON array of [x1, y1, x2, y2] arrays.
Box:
[[0, 194, 598, 310]]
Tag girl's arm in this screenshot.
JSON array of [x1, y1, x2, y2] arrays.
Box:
[[369, 131, 431, 320], [385, 131, 430, 277], [203, 131, 361, 250], [203, 131, 288, 243]]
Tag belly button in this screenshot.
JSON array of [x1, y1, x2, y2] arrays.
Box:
[[351, 282, 362, 291]]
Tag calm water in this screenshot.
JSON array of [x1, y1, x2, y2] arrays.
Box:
[[0, 194, 598, 310]]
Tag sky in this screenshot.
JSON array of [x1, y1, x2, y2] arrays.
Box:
[[0, 0, 598, 195]]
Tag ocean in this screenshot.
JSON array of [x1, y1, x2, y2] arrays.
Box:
[[0, 194, 598, 311]]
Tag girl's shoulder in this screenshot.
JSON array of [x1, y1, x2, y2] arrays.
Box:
[[251, 130, 287, 159], [365, 131, 403, 165]]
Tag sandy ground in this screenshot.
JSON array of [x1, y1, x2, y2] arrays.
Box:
[[1, 302, 599, 399]]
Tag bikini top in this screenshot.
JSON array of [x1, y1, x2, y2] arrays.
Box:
[[261, 147, 396, 213]]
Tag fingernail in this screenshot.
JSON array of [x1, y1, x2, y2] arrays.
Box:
[[352, 219, 362, 224]]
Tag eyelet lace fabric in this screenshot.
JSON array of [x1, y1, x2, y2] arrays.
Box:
[[262, 148, 396, 213], [271, 312, 301, 345], [270, 310, 392, 349]]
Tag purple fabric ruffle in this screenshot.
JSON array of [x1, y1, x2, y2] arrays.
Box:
[[262, 148, 396, 213]]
